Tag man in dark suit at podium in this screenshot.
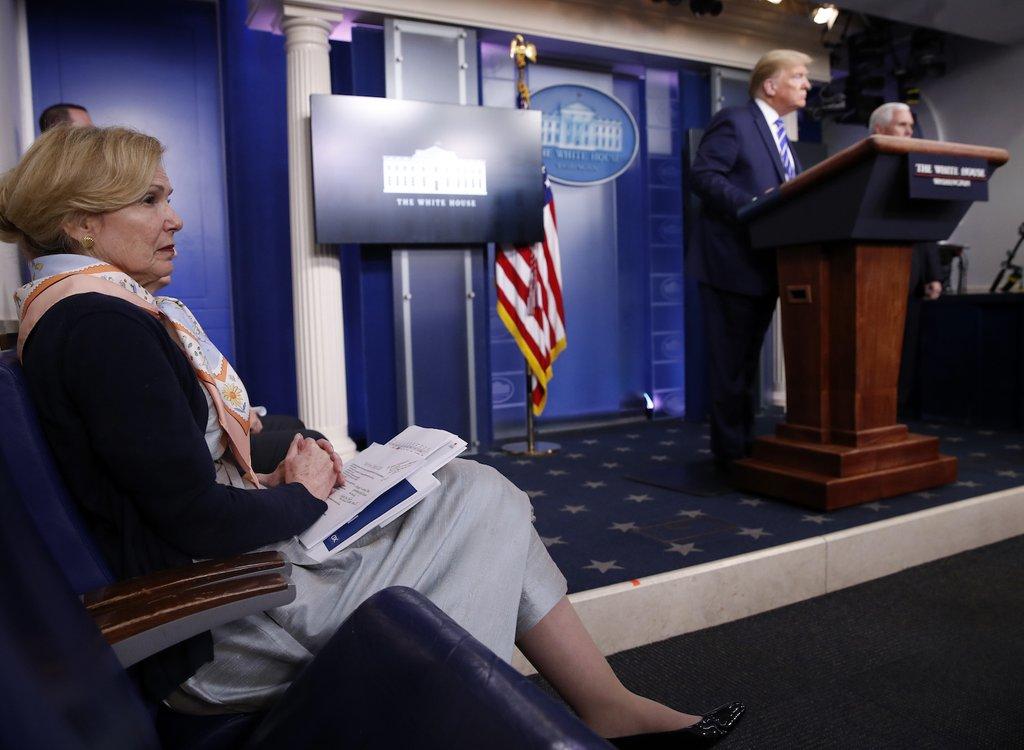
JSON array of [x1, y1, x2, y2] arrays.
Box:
[[869, 101, 943, 415], [689, 49, 811, 472]]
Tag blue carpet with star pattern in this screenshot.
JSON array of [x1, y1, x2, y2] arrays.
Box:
[[470, 415, 1024, 594]]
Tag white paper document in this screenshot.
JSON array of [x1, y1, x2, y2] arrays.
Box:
[[297, 426, 466, 556]]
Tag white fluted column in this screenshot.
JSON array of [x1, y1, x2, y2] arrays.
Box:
[[281, 11, 356, 459]]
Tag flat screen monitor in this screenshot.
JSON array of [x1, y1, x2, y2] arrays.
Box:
[[311, 94, 544, 245]]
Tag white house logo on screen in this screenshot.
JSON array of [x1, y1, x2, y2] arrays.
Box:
[[382, 145, 487, 196], [532, 84, 639, 186]]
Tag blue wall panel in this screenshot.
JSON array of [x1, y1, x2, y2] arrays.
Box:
[[346, 26, 399, 446], [645, 69, 686, 417], [613, 75, 653, 416], [679, 67, 713, 422], [28, 0, 235, 359], [220, 0, 297, 414]]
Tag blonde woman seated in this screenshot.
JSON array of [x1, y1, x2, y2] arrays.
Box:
[[0, 126, 744, 748]]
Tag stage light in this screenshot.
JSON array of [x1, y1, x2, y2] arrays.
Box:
[[764, 0, 782, 4], [811, 4, 839, 29]]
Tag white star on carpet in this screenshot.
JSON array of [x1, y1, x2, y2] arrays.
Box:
[[969, 452, 988, 458], [738, 498, 764, 507], [945, 436, 964, 443], [609, 521, 638, 532], [925, 424, 941, 429], [585, 560, 623, 574], [561, 504, 588, 514], [801, 514, 833, 524], [915, 491, 937, 499], [566, 453, 585, 459], [583, 481, 607, 489], [737, 527, 772, 539], [650, 455, 669, 461], [677, 509, 705, 518], [666, 542, 702, 556], [601, 462, 620, 469], [514, 459, 533, 465], [541, 536, 567, 547], [547, 469, 568, 476], [625, 434, 640, 439], [977, 430, 995, 436], [582, 439, 599, 445], [864, 501, 890, 510], [700, 434, 710, 440], [659, 440, 676, 446], [1004, 444, 1023, 450], [997, 469, 1021, 478], [626, 493, 652, 503], [955, 480, 981, 488], [526, 490, 546, 498], [614, 447, 633, 452], [666, 428, 679, 433]]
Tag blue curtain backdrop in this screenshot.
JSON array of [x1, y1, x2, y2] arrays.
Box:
[[219, 0, 295, 414]]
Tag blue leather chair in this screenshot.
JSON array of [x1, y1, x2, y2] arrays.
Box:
[[0, 349, 609, 749]]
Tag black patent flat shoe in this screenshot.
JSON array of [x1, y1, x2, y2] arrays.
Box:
[[608, 702, 746, 749]]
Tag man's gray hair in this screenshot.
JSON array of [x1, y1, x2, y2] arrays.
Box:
[[868, 102, 911, 134]]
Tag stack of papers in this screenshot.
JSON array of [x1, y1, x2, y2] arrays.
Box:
[[298, 426, 466, 561]]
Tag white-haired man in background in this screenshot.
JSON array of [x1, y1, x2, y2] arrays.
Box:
[[869, 101, 942, 417], [869, 101, 915, 139]]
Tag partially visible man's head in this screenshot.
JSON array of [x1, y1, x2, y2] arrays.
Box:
[[38, 103, 93, 132], [869, 102, 914, 137], [749, 50, 812, 116]]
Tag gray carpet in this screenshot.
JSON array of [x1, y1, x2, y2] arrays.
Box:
[[535, 535, 1024, 749]]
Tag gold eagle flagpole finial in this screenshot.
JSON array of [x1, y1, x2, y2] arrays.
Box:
[[509, 34, 537, 109]]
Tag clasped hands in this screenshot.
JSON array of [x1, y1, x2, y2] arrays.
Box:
[[259, 434, 345, 500]]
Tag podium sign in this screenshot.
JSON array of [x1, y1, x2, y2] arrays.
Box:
[[908, 154, 989, 201], [732, 135, 1009, 510]]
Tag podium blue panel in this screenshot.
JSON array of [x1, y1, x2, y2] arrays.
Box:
[[28, 0, 234, 359]]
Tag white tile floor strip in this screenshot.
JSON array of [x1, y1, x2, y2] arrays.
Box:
[[513, 485, 1024, 675]]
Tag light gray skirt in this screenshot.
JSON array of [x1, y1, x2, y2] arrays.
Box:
[[177, 458, 566, 712]]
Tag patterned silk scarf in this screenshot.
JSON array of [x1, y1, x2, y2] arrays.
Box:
[[15, 255, 260, 486]]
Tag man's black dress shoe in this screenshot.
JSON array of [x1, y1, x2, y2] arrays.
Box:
[[608, 702, 746, 749]]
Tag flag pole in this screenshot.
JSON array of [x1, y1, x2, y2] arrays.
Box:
[[501, 35, 559, 457]]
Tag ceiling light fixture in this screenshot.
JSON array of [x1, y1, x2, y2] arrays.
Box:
[[764, 0, 783, 4], [811, 3, 839, 29]]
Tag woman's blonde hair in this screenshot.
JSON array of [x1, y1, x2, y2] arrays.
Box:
[[749, 49, 812, 99], [0, 125, 164, 258]]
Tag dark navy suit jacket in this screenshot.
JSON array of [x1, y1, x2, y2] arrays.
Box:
[[688, 99, 802, 297]]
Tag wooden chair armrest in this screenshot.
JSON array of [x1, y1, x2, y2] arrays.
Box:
[[92, 572, 296, 667], [83, 551, 289, 614]]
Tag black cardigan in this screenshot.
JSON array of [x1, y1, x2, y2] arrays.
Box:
[[22, 292, 327, 700]]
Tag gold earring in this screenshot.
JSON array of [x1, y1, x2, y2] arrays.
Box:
[[81, 236, 95, 250]]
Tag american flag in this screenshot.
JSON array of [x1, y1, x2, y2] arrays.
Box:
[[495, 170, 566, 415]]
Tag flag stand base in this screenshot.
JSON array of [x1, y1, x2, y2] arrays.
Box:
[[501, 440, 560, 456]]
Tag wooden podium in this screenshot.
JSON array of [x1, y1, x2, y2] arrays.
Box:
[[732, 135, 1010, 510]]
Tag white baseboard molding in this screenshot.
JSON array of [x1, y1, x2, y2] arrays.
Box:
[[513, 486, 1024, 675]]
